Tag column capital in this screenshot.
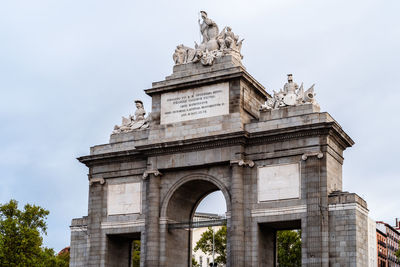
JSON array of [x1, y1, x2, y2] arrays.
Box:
[[301, 151, 324, 161], [89, 176, 105, 185], [230, 159, 255, 168], [142, 169, 163, 180]]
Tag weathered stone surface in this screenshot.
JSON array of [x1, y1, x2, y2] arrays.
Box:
[[107, 182, 141, 215], [71, 52, 369, 266], [258, 163, 300, 202]]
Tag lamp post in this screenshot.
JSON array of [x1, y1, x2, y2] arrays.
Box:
[[212, 226, 215, 265]]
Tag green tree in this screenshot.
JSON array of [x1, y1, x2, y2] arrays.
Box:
[[39, 247, 69, 267], [0, 199, 68, 267], [277, 230, 302, 267], [194, 226, 227, 264], [131, 240, 140, 267], [192, 257, 200, 267], [396, 240, 400, 261], [55, 248, 70, 265]]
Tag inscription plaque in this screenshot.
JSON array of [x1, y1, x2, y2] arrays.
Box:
[[107, 182, 141, 215], [160, 82, 229, 124], [258, 163, 300, 202]]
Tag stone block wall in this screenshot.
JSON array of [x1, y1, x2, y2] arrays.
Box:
[[70, 217, 88, 267], [328, 192, 369, 266]]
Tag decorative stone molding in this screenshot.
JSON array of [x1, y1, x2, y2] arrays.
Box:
[[89, 177, 105, 185], [101, 220, 145, 229], [70, 225, 88, 232], [142, 169, 163, 180], [251, 205, 307, 217], [230, 159, 255, 168], [301, 151, 324, 161]]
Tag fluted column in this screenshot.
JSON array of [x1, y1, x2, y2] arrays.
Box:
[[229, 159, 254, 267], [143, 170, 162, 267]]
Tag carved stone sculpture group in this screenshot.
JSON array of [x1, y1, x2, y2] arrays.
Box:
[[112, 100, 149, 134], [173, 11, 244, 66], [260, 74, 318, 110]]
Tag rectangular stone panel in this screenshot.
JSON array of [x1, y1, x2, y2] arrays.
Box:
[[107, 182, 141, 215], [258, 163, 300, 202], [160, 82, 229, 124]]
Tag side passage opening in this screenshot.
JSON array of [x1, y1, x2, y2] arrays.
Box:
[[258, 220, 301, 267], [107, 232, 141, 267]]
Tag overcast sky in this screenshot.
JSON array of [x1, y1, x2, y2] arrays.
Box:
[[1, 0, 399, 252]]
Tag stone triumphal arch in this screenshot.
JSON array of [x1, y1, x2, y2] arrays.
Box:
[[70, 12, 373, 267]]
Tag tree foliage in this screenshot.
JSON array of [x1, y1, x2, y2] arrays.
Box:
[[131, 240, 141, 267], [0, 199, 69, 267], [192, 257, 200, 267], [277, 230, 302, 267], [396, 240, 400, 261], [194, 226, 227, 264]]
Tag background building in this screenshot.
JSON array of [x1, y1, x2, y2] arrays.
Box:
[[377, 221, 400, 267], [377, 228, 388, 267], [395, 218, 400, 232]]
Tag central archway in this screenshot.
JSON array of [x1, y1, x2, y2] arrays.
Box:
[[160, 174, 231, 267]]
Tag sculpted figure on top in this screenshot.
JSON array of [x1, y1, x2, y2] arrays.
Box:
[[112, 100, 149, 134], [173, 11, 244, 66], [260, 74, 318, 110], [199, 11, 219, 44]]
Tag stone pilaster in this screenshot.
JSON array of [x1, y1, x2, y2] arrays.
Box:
[[229, 159, 254, 267], [87, 176, 106, 266], [302, 152, 329, 267], [143, 170, 162, 267]]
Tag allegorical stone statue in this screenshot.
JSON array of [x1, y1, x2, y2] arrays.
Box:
[[112, 100, 149, 134], [199, 11, 219, 44], [260, 74, 318, 110], [172, 11, 244, 66]]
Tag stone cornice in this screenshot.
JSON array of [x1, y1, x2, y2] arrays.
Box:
[[77, 150, 145, 167], [77, 120, 353, 167], [136, 131, 248, 156], [248, 121, 354, 150], [145, 66, 269, 98]]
